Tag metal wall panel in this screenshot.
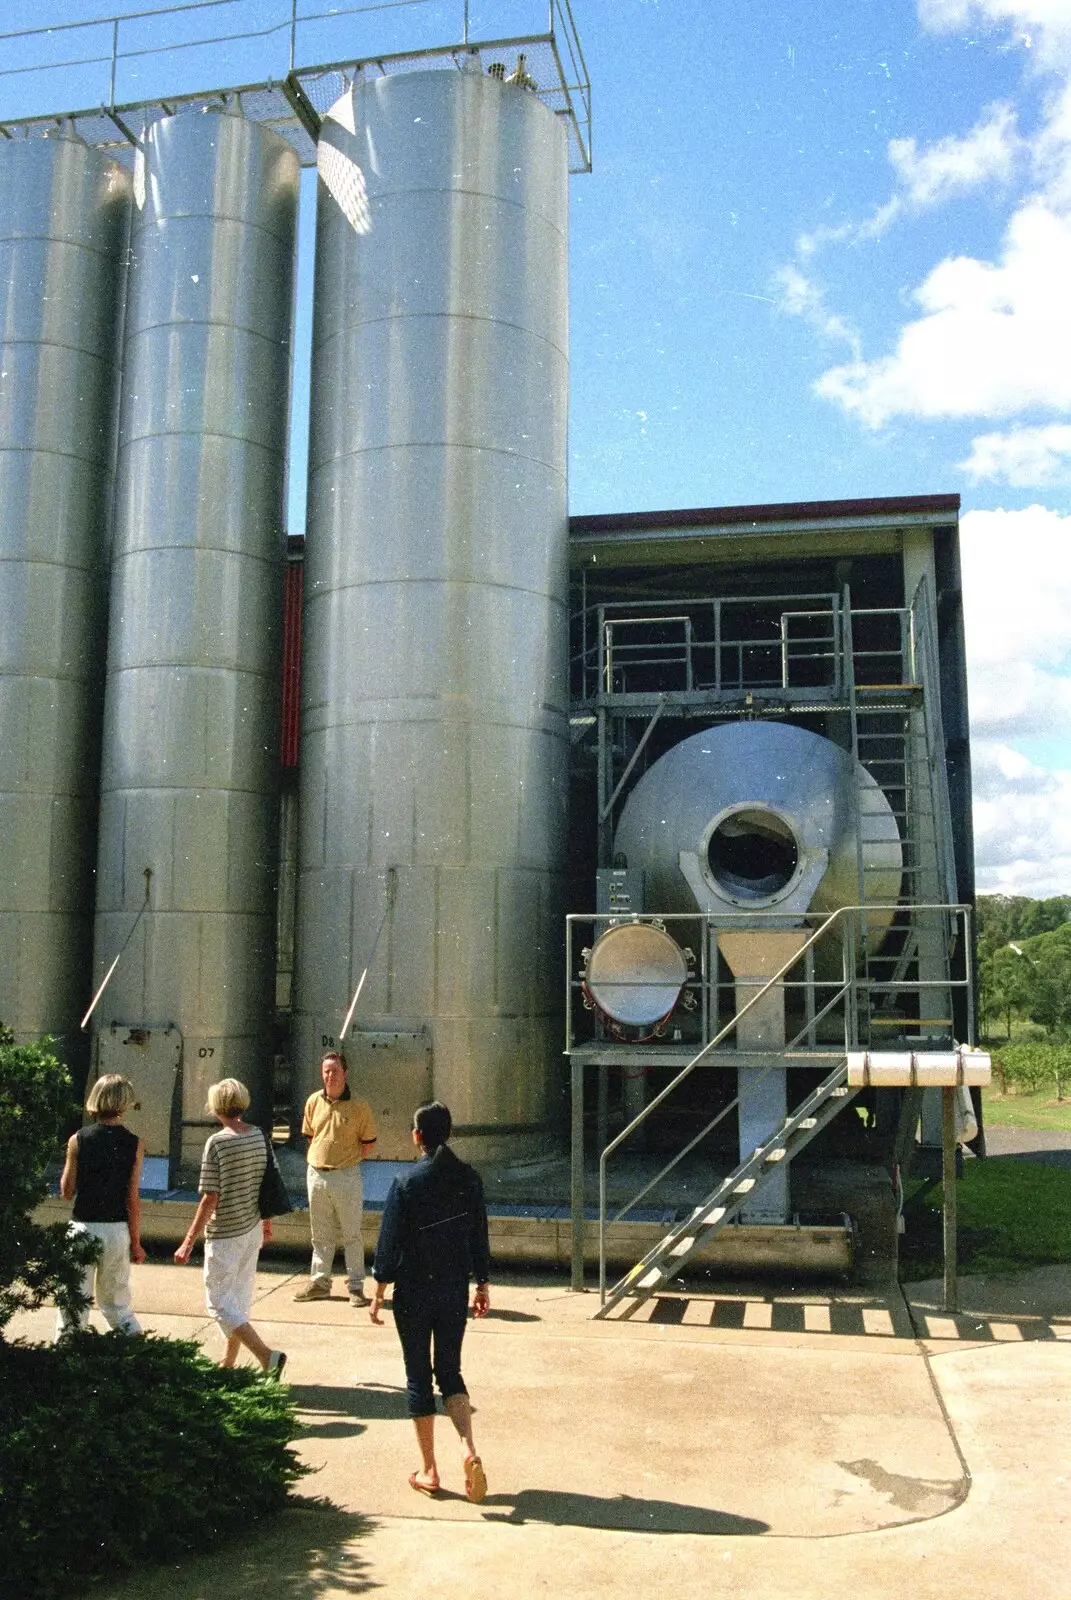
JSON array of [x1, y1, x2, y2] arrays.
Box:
[[296, 67, 570, 1162], [93, 111, 298, 1168], [0, 138, 130, 1074]]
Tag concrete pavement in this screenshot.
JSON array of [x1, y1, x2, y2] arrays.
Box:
[[9, 1259, 1070, 1599], [980, 1123, 1071, 1170]]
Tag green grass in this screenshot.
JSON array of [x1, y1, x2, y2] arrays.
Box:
[[981, 1085, 1071, 1133], [900, 1158, 1071, 1281]]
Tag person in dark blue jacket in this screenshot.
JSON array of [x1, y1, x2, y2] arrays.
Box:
[[370, 1101, 491, 1502]]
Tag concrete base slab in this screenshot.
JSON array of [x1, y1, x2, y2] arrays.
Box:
[[12, 1264, 1071, 1599], [14, 1265, 955, 1540], [904, 1263, 1071, 1344]]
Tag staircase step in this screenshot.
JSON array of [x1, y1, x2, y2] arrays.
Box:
[[595, 1061, 858, 1317]]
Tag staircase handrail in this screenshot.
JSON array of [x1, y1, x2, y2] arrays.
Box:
[[592, 900, 974, 1299], [604, 978, 853, 1232]]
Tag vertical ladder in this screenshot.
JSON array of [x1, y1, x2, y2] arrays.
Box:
[[844, 584, 957, 1046]]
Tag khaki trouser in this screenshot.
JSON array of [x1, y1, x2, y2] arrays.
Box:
[[307, 1163, 365, 1292]]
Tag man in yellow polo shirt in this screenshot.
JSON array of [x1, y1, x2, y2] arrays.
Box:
[[294, 1050, 377, 1306]]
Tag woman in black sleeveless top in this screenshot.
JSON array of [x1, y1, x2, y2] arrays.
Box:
[[56, 1074, 145, 1338]]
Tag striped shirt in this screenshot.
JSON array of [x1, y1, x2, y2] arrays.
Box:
[[199, 1127, 266, 1240]]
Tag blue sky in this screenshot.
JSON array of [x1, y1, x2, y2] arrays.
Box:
[[3, 0, 1071, 895]]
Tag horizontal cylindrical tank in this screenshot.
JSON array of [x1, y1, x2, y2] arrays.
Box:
[[93, 111, 298, 1168], [295, 64, 570, 1161], [0, 137, 130, 1072], [614, 721, 902, 937]]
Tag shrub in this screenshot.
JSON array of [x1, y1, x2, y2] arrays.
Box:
[[0, 1027, 96, 1330], [0, 1332, 310, 1600], [0, 1024, 311, 1598], [991, 1041, 1071, 1099]]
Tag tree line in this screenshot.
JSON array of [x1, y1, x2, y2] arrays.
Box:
[[976, 894, 1071, 1042]]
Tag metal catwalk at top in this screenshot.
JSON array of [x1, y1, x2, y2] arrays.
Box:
[[0, 0, 590, 1177]]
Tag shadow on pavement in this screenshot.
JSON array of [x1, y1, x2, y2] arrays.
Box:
[[481, 1489, 769, 1535], [90, 1505, 379, 1599], [293, 1382, 410, 1433]]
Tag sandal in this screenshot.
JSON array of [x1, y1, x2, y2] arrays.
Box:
[[464, 1455, 487, 1504], [408, 1471, 440, 1497]]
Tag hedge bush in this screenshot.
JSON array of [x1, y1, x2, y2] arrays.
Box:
[[0, 1027, 97, 1330], [990, 1041, 1071, 1099], [0, 1332, 310, 1600]]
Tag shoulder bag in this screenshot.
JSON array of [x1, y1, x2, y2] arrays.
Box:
[[259, 1130, 293, 1218]]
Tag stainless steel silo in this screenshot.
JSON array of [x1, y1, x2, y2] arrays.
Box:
[[0, 137, 130, 1077], [93, 110, 298, 1172], [296, 64, 570, 1162]]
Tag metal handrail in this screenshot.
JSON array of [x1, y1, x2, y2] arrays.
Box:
[[0, 0, 592, 174], [603, 977, 853, 1237], [595, 905, 849, 1299], [576, 593, 924, 704], [574, 901, 975, 1296]]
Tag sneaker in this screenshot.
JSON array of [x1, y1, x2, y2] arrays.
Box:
[[266, 1350, 287, 1381], [293, 1280, 331, 1302], [349, 1289, 371, 1307]]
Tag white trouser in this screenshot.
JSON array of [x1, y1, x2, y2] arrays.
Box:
[[55, 1220, 142, 1339], [204, 1219, 263, 1334], [306, 1164, 365, 1291]]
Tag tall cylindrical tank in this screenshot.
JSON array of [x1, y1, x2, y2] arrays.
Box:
[[0, 137, 130, 1075], [295, 64, 570, 1161], [93, 111, 298, 1171]]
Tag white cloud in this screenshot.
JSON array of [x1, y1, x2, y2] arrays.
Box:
[[960, 504, 1071, 672], [799, 2, 1071, 434], [798, 104, 1023, 254], [771, 265, 861, 356], [960, 423, 1071, 483], [960, 508, 1071, 891], [967, 656, 1071, 738], [815, 203, 1071, 426], [972, 742, 1071, 894], [1034, 78, 1071, 206], [919, 0, 1071, 66], [886, 102, 1022, 209], [971, 739, 1055, 799]]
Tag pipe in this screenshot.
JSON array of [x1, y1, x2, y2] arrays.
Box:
[[338, 867, 398, 1046], [80, 869, 152, 1031]]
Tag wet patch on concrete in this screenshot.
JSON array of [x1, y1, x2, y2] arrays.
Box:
[[836, 1457, 965, 1516]]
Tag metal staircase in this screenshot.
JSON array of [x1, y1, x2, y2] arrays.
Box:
[[595, 1059, 857, 1317], [570, 578, 967, 1312]]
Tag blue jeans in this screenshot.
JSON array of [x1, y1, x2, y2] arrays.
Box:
[[392, 1283, 469, 1417]]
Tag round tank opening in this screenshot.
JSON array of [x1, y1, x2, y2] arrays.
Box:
[[707, 809, 799, 901]]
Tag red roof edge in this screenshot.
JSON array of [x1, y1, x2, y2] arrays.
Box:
[[569, 493, 961, 537]]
